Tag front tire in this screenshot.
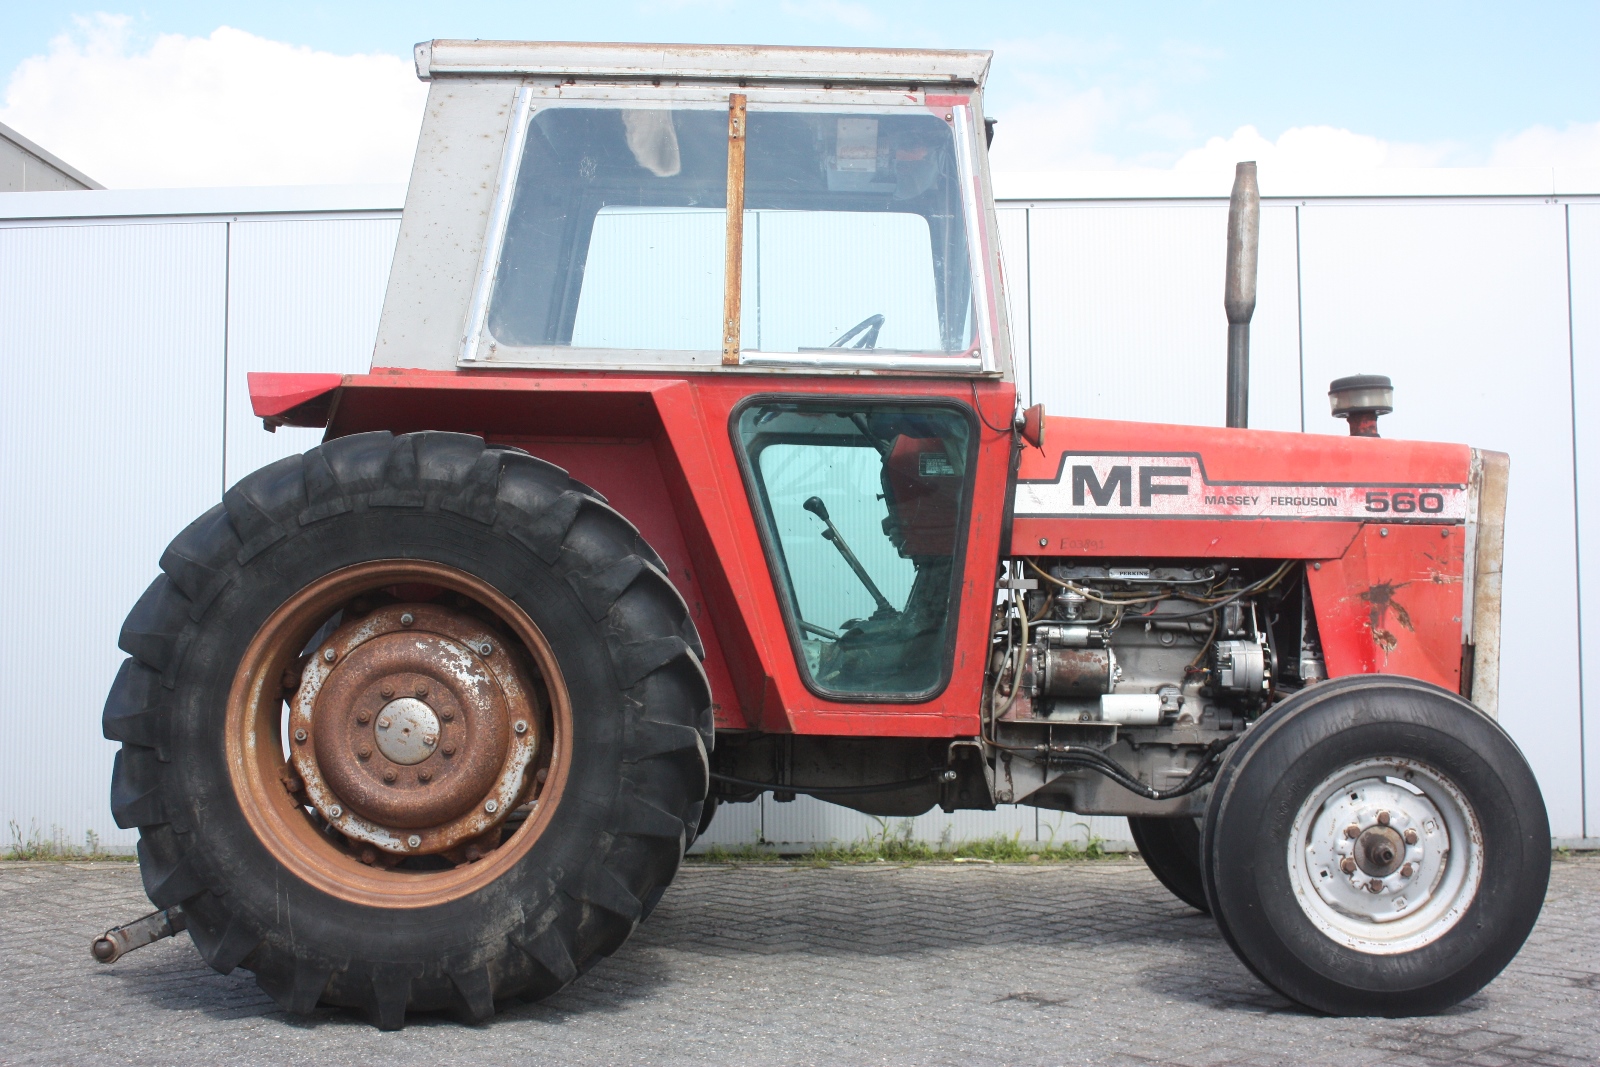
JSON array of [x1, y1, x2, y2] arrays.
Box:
[[1201, 675, 1549, 1016], [1128, 816, 1209, 913], [104, 432, 712, 1028]]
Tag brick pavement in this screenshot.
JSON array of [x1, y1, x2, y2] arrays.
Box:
[[0, 856, 1595, 1066]]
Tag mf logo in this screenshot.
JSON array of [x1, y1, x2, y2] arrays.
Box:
[[1071, 464, 1193, 507]]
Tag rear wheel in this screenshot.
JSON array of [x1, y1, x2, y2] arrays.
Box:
[[1128, 816, 1209, 913], [104, 432, 712, 1028], [1202, 675, 1549, 1016]]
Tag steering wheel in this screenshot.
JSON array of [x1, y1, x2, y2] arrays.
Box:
[[828, 314, 885, 350]]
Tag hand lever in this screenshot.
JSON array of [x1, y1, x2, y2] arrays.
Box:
[[803, 496, 897, 619]]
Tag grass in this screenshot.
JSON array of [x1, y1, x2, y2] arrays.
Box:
[[4, 820, 132, 862], [691, 818, 1110, 866]]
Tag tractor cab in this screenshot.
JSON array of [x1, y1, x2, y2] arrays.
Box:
[[377, 41, 1009, 376]]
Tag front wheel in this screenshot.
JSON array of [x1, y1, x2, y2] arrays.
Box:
[[1202, 675, 1549, 1016], [1128, 816, 1208, 913]]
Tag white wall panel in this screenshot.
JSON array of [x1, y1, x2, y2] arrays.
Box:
[[995, 207, 1032, 403], [690, 794, 1131, 853], [224, 217, 400, 488], [0, 220, 226, 848], [1024, 201, 1302, 431], [1299, 201, 1582, 837], [1569, 203, 1600, 840]]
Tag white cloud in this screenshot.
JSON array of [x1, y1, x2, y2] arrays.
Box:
[[1169, 124, 1454, 185], [1491, 120, 1600, 169], [0, 15, 426, 188]]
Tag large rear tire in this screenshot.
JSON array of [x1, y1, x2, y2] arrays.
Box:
[[1201, 675, 1548, 1016], [104, 432, 712, 1028]]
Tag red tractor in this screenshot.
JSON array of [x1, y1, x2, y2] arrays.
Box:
[[97, 41, 1548, 1028]]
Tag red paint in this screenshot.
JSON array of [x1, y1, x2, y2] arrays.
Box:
[[1307, 525, 1467, 691], [244, 371, 1480, 736]]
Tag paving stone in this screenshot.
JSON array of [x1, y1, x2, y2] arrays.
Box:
[[0, 856, 1595, 1066]]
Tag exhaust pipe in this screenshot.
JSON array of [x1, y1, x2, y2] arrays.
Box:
[[1224, 161, 1260, 428]]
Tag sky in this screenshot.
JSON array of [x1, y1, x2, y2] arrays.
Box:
[[2, 1, 1598, 188]]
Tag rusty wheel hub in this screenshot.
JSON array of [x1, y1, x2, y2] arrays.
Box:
[[289, 603, 540, 855]]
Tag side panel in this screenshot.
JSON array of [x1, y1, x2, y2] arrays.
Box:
[[316, 371, 1016, 738], [1306, 525, 1468, 691], [1011, 414, 1471, 558], [372, 79, 517, 373]]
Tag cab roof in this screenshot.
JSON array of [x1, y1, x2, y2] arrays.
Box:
[[413, 40, 993, 88]]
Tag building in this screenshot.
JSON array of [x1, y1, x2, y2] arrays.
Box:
[[0, 120, 101, 192], [1, 169, 1596, 853]]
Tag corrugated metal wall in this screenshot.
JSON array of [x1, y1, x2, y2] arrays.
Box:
[[1, 190, 1595, 853]]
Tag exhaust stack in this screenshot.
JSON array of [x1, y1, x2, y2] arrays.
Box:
[[1224, 161, 1260, 428]]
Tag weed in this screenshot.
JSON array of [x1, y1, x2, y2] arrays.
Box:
[[690, 820, 1109, 866], [4, 820, 131, 862]]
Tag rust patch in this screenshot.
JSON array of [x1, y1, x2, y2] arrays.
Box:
[[1361, 582, 1413, 655]]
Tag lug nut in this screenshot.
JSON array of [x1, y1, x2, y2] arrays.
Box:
[[415, 684, 429, 698], [357, 710, 371, 725], [513, 720, 528, 735], [1400, 863, 1414, 877], [1377, 810, 1391, 826], [383, 769, 397, 783], [1404, 828, 1419, 844], [400, 613, 415, 627], [536, 767, 549, 784], [324, 648, 337, 662], [281, 667, 302, 690], [418, 769, 432, 783], [1345, 824, 1361, 839], [465, 845, 483, 862], [358, 745, 372, 760], [328, 805, 343, 819], [360, 847, 377, 866], [440, 710, 453, 722], [1367, 879, 1383, 893], [1340, 857, 1357, 874], [485, 799, 499, 814], [442, 744, 456, 757], [380, 684, 394, 698], [293, 728, 308, 743], [407, 834, 421, 849]]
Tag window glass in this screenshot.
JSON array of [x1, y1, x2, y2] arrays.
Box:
[[736, 402, 973, 697], [486, 105, 976, 357]]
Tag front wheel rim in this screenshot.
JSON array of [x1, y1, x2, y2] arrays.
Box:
[[1287, 757, 1483, 955]]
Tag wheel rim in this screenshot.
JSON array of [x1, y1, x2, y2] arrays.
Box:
[[1287, 757, 1483, 955], [225, 560, 573, 908]]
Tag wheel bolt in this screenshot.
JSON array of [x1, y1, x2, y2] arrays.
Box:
[[1340, 857, 1357, 874], [1376, 810, 1391, 826], [360, 847, 377, 866], [293, 728, 307, 743], [407, 834, 421, 849], [441, 710, 453, 722], [442, 744, 456, 757], [485, 799, 499, 814], [358, 745, 372, 760], [1400, 863, 1414, 877], [1404, 828, 1419, 844], [1345, 824, 1360, 839], [415, 684, 428, 698], [418, 769, 432, 783], [328, 805, 343, 819], [380, 684, 394, 699], [400, 613, 415, 627], [383, 769, 397, 783], [1366, 880, 1383, 893], [357, 710, 371, 724], [513, 720, 528, 735], [324, 648, 337, 662]]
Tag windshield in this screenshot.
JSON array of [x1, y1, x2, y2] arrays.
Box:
[[486, 104, 976, 356]]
